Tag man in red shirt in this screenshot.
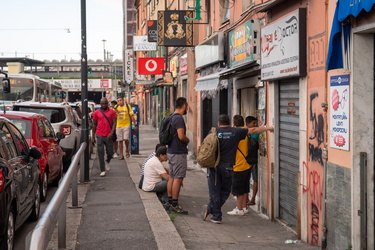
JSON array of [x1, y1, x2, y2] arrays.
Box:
[[92, 98, 117, 177]]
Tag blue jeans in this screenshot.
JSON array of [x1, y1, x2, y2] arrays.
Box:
[[96, 135, 114, 172], [207, 162, 233, 221], [151, 179, 168, 203]]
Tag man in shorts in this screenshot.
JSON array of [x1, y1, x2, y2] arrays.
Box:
[[227, 115, 252, 216], [114, 97, 137, 159], [167, 97, 189, 214]]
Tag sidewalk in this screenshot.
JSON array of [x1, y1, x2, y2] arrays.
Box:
[[50, 125, 319, 249]]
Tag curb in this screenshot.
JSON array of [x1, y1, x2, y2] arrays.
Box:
[[126, 156, 186, 250]]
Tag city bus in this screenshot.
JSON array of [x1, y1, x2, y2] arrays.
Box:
[[0, 73, 64, 102]]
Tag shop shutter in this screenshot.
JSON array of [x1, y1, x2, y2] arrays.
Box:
[[278, 80, 300, 229]]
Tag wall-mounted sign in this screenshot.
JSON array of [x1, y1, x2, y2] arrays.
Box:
[[180, 54, 188, 75], [330, 74, 350, 150], [195, 32, 224, 68], [138, 57, 164, 75], [170, 57, 178, 77], [125, 50, 134, 83], [158, 10, 194, 47], [261, 8, 307, 81], [147, 20, 158, 43], [133, 35, 157, 51], [229, 21, 256, 68]]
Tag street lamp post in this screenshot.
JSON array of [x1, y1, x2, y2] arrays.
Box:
[[102, 39, 106, 61]]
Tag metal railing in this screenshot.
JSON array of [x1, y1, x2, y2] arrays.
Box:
[[26, 143, 87, 250]]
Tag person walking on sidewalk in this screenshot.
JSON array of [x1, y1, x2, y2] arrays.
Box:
[[92, 98, 117, 177], [202, 114, 274, 224], [167, 97, 189, 214], [110, 100, 119, 158], [114, 97, 137, 159], [227, 115, 252, 216], [246, 116, 260, 206], [142, 146, 170, 204]]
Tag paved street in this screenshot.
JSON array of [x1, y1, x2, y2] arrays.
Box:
[[46, 124, 319, 249]]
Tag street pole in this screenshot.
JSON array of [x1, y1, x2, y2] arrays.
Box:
[[102, 39, 106, 61], [81, 0, 90, 182]]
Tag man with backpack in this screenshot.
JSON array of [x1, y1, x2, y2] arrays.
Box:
[[114, 97, 137, 159], [166, 97, 190, 214], [201, 114, 273, 224], [226, 115, 252, 216]]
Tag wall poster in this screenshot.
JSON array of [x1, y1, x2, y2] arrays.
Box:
[[330, 74, 350, 150]]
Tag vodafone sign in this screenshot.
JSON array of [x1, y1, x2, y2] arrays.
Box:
[[138, 57, 164, 75]]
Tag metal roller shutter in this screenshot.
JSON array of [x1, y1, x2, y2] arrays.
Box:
[[279, 80, 300, 229]]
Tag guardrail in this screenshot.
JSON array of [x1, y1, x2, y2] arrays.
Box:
[[26, 142, 87, 250]]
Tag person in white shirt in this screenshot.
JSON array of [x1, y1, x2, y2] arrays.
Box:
[[142, 146, 169, 203]]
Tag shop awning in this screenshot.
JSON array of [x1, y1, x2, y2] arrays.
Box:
[[195, 72, 227, 99], [327, 0, 375, 71], [194, 72, 221, 91]]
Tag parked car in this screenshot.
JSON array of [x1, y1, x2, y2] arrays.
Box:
[[0, 111, 66, 201], [0, 117, 42, 250], [0, 101, 14, 111], [13, 102, 81, 171]]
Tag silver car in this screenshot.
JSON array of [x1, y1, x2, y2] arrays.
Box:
[[13, 102, 81, 171]]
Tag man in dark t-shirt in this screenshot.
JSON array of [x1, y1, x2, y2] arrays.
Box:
[[167, 97, 190, 214], [201, 114, 274, 224]]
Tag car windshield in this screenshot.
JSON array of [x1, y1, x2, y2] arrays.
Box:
[[15, 107, 66, 123], [6, 118, 32, 139]]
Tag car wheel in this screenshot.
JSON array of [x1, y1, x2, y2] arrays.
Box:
[[40, 171, 48, 202], [29, 182, 41, 221], [6, 208, 15, 250]]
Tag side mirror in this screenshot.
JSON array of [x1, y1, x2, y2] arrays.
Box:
[[3, 78, 10, 93], [56, 132, 66, 140], [29, 146, 42, 160]]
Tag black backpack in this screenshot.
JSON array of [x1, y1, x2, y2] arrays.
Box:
[[159, 113, 178, 145], [238, 135, 259, 165]]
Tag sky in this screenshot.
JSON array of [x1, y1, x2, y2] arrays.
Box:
[[1, 0, 124, 61]]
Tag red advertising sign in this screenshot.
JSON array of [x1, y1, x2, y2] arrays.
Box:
[[100, 79, 109, 88], [138, 57, 164, 75]]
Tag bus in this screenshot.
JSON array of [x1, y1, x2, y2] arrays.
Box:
[[0, 73, 64, 102]]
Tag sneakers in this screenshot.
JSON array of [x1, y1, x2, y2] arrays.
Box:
[[201, 204, 209, 221], [100, 171, 106, 177], [243, 207, 250, 214], [105, 162, 110, 172], [113, 153, 118, 158], [210, 219, 222, 224], [227, 207, 244, 216], [169, 204, 188, 215]]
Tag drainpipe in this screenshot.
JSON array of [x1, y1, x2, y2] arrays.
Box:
[[321, 2, 329, 249]]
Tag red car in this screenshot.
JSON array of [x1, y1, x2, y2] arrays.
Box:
[[0, 111, 65, 201]]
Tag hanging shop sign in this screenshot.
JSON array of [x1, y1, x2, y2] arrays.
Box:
[[261, 8, 307, 81], [147, 20, 158, 43], [158, 10, 194, 47], [163, 71, 174, 85], [195, 32, 224, 68], [133, 35, 157, 51], [125, 50, 134, 84], [138, 57, 164, 75], [228, 21, 257, 68], [330, 74, 350, 151]]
